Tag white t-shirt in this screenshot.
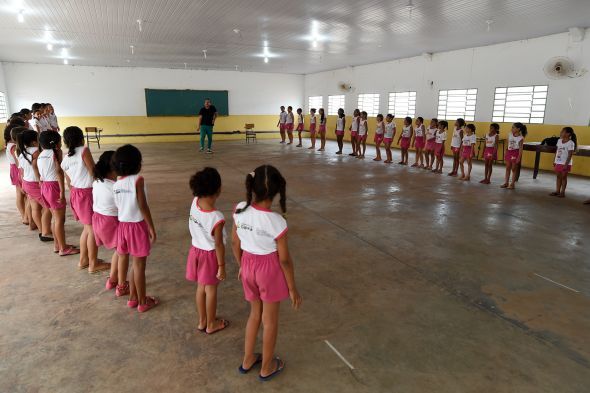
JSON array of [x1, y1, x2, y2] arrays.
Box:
[[48, 113, 59, 129], [5, 142, 17, 165], [39, 117, 51, 132], [189, 197, 226, 251], [113, 174, 145, 223], [554, 139, 575, 165], [384, 122, 396, 138], [336, 117, 345, 131], [18, 147, 38, 182], [485, 134, 497, 148], [298, 114, 304, 125], [350, 116, 359, 132], [358, 120, 367, 136], [426, 127, 437, 141], [61, 146, 94, 188], [451, 128, 463, 148], [401, 126, 412, 138], [435, 130, 447, 144], [233, 202, 288, 255], [30, 118, 41, 132], [279, 111, 287, 124], [285, 112, 294, 124], [462, 134, 476, 146], [508, 133, 524, 151], [375, 122, 384, 135], [37, 149, 59, 181], [310, 115, 317, 125], [93, 179, 118, 216], [414, 125, 424, 137]]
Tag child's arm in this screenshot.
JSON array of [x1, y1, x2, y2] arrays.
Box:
[[136, 177, 156, 243], [213, 222, 226, 281], [32, 151, 41, 181], [56, 152, 65, 203], [231, 224, 243, 279], [276, 234, 302, 310], [342, 118, 346, 131], [518, 139, 524, 162], [495, 134, 499, 150], [410, 126, 415, 147], [82, 147, 95, 174]]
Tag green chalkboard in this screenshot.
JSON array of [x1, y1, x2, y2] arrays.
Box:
[[145, 89, 229, 116]]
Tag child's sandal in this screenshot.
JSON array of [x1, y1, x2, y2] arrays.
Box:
[[137, 296, 159, 313]]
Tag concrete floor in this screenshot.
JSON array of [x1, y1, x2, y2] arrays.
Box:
[[1, 140, 589, 393]]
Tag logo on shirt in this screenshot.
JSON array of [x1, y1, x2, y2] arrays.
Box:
[[237, 222, 253, 232], [113, 189, 132, 194]]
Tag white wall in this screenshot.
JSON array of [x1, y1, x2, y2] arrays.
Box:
[[304, 32, 590, 126], [2, 63, 303, 116]]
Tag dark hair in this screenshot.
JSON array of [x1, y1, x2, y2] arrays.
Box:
[[235, 165, 286, 215], [466, 124, 476, 132], [94, 150, 115, 181], [319, 108, 325, 122], [377, 114, 384, 120], [62, 126, 85, 156], [439, 120, 449, 129], [386, 113, 394, 119], [361, 111, 368, 117], [297, 108, 302, 114], [189, 167, 222, 197], [338, 108, 345, 118], [112, 144, 142, 176], [287, 106, 292, 111], [456, 118, 466, 128], [311, 108, 316, 113], [417, 116, 424, 123], [31, 103, 41, 111], [563, 126, 573, 135], [431, 118, 439, 127], [10, 126, 28, 149], [39, 130, 61, 157], [20, 108, 31, 116], [4, 122, 23, 143], [404, 116, 412, 124], [16, 129, 38, 164], [280, 106, 285, 110], [490, 123, 500, 133], [513, 122, 528, 137], [353, 109, 360, 116]]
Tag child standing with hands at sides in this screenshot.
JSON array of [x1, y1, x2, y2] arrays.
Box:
[[277, 106, 287, 144], [232, 165, 302, 381], [424, 118, 438, 170], [92, 151, 121, 291], [317, 108, 327, 151], [480, 123, 499, 184], [37, 131, 79, 256], [61, 127, 110, 273], [411, 117, 426, 167], [433, 120, 448, 174], [383, 114, 396, 164], [112, 145, 158, 312], [448, 118, 465, 176], [5, 125, 27, 225], [285, 106, 294, 145], [334, 108, 346, 154], [308, 108, 317, 149], [551, 127, 576, 198], [397, 117, 413, 165], [501, 123, 527, 190], [459, 124, 477, 181], [295, 108, 304, 147], [357, 111, 368, 159], [373, 114, 385, 161], [187, 167, 229, 334], [349, 109, 360, 156]]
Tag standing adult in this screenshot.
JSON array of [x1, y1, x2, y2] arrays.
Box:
[[197, 98, 218, 153]]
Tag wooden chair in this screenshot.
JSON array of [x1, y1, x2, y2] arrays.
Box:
[[85, 127, 103, 149], [245, 123, 256, 144]]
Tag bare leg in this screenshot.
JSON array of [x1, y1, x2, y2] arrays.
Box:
[[561, 173, 568, 195], [41, 208, 52, 237], [16, 187, 26, 222], [133, 257, 147, 305], [297, 132, 302, 146], [503, 162, 512, 186], [117, 253, 129, 285], [260, 302, 281, 377], [242, 300, 263, 369], [459, 158, 466, 179], [53, 208, 66, 251], [466, 158, 472, 180], [79, 227, 89, 268], [109, 251, 118, 283], [30, 199, 42, 233], [196, 284, 206, 330]]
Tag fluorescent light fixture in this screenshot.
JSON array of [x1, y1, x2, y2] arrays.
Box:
[[130, 45, 135, 55], [47, 43, 53, 51], [17, 9, 24, 23], [202, 49, 207, 59], [264, 57, 269, 63], [136, 19, 142, 32], [263, 40, 269, 47], [312, 40, 318, 48], [63, 59, 68, 65]]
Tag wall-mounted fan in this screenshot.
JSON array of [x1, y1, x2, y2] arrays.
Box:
[[543, 57, 587, 79], [338, 82, 354, 92]]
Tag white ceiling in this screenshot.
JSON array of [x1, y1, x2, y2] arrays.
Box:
[[0, 0, 589, 74]]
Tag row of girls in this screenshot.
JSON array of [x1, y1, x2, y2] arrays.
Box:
[[5, 124, 302, 381], [277, 106, 578, 196]]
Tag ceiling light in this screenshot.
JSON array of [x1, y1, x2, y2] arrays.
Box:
[[264, 57, 269, 63], [263, 40, 269, 47], [202, 49, 207, 59], [137, 19, 142, 32], [130, 45, 135, 55], [47, 43, 53, 51], [63, 59, 68, 65], [17, 9, 24, 23], [233, 28, 240, 34], [486, 19, 494, 32], [312, 40, 318, 48], [61, 47, 68, 57]]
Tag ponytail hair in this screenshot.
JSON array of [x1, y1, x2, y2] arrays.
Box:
[[16, 129, 38, 164], [39, 130, 61, 158], [94, 150, 115, 181], [235, 165, 287, 216], [456, 118, 466, 128], [62, 126, 85, 157], [10, 126, 28, 152], [319, 108, 325, 122], [513, 122, 528, 137]]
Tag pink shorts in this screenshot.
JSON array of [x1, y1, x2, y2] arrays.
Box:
[[41, 181, 66, 210], [10, 164, 21, 187], [22, 180, 46, 207], [383, 137, 393, 145], [186, 246, 219, 285], [414, 136, 425, 149], [484, 147, 497, 161], [309, 124, 316, 135], [451, 146, 460, 154], [425, 139, 436, 151], [318, 125, 326, 134], [335, 129, 344, 136], [350, 131, 358, 138], [356, 134, 367, 142], [296, 123, 304, 132], [461, 145, 473, 159], [92, 212, 119, 249], [400, 136, 410, 149], [70, 187, 93, 225], [506, 149, 521, 164], [117, 220, 151, 257], [279, 124, 285, 132], [554, 164, 572, 173], [374, 134, 384, 144], [434, 143, 445, 158], [241, 251, 289, 303], [285, 123, 294, 133]]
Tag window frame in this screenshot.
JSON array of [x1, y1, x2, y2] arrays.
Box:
[[308, 96, 323, 112], [357, 93, 380, 117], [387, 91, 417, 118], [491, 85, 548, 124], [328, 94, 345, 116], [0, 92, 8, 123], [437, 88, 478, 121]]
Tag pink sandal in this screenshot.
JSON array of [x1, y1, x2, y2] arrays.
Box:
[[138, 296, 159, 313], [115, 281, 129, 297], [127, 299, 138, 308], [105, 277, 117, 290], [59, 246, 80, 256]]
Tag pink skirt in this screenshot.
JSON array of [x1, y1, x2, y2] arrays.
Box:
[[9, 164, 21, 187], [70, 187, 93, 225], [554, 164, 572, 173], [309, 124, 316, 135], [484, 147, 497, 160], [356, 134, 367, 142], [425, 139, 436, 151], [400, 136, 410, 149], [117, 220, 151, 257], [92, 212, 119, 249], [434, 142, 445, 158], [451, 146, 460, 154], [22, 180, 46, 207], [186, 246, 219, 285], [461, 145, 473, 159], [296, 123, 304, 131], [384, 137, 393, 145], [319, 125, 326, 134], [240, 251, 289, 303], [279, 124, 285, 132], [285, 123, 294, 132], [41, 181, 66, 210], [350, 131, 358, 138], [335, 129, 344, 136], [506, 149, 521, 164], [414, 136, 425, 149], [374, 134, 384, 144]]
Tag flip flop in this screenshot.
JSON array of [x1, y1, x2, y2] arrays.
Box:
[[549, 192, 559, 196], [127, 299, 138, 308], [206, 319, 230, 335], [259, 357, 285, 382], [39, 234, 54, 242], [59, 246, 80, 256], [238, 353, 263, 374], [137, 296, 159, 313]]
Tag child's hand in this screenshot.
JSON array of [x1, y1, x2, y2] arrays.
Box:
[[237, 267, 242, 281], [148, 227, 157, 244], [289, 288, 302, 310], [58, 194, 65, 204], [216, 266, 226, 281]]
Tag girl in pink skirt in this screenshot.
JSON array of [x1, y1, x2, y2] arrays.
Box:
[[37, 131, 79, 256], [433, 120, 448, 174], [459, 124, 477, 181], [356, 111, 368, 159], [308, 108, 317, 150], [383, 114, 396, 164], [112, 144, 158, 313], [424, 118, 438, 170], [317, 108, 327, 151], [187, 167, 228, 334], [62, 127, 110, 273], [285, 106, 294, 145], [551, 127, 576, 198], [480, 123, 499, 184], [5, 124, 27, 225], [448, 118, 465, 176], [397, 117, 413, 165], [295, 108, 304, 147], [373, 114, 385, 161], [334, 108, 346, 155], [411, 117, 425, 168], [501, 123, 527, 190], [232, 165, 302, 381], [92, 151, 121, 291], [349, 109, 360, 156]]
